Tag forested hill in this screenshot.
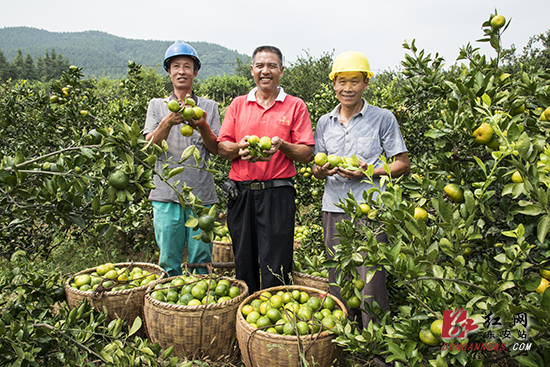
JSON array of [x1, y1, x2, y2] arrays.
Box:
[[0, 26, 250, 79]]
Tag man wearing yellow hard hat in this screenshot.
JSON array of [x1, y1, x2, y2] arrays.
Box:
[[312, 51, 410, 329]]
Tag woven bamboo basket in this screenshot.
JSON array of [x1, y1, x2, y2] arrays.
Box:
[[143, 275, 249, 360], [65, 262, 165, 332], [236, 285, 346, 367], [213, 240, 234, 264], [292, 271, 329, 292]]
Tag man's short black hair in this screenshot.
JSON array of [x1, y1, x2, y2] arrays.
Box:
[[252, 46, 284, 68]]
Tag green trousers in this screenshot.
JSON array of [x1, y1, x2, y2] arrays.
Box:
[[152, 201, 213, 276]]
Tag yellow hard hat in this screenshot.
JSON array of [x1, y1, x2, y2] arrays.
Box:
[[329, 51, 373, 81]]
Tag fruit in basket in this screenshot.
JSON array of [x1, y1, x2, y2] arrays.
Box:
[[214, 223, 232, 242], [70, 263, 160, 292], [241, 290, 344, 334], [149, 274, 241, 306]]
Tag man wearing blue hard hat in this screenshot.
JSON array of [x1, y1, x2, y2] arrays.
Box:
[[144, 41, 220, 276]]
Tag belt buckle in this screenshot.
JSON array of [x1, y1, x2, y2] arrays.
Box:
[[249, 182, 265, 190]]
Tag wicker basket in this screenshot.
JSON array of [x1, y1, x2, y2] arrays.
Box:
[[213, 240, 234, 264], [236, 285, 345, 367], [65, 262, 165, 332], [292, 271, 329, 292], [143, 275, 249, 360]]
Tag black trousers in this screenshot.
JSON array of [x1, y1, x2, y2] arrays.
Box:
[[323, 211, 390, 329], [227, 186, 295, 293]]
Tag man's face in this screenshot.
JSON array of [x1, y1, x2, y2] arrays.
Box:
[[168, 55, 198, 90], [251, 51, 284, 92], [333, 71, 369, 109]]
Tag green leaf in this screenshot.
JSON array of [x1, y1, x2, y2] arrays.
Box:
[[541, 287, 550, 314], [537, 215, 550, 243], [162, 140, 169, 153], [518, 205, 543, 216], [181, 145, 195, 161], [387, 341, 407, 361], [514, 356, 543, 367], [473, 156, 487, 176], [185, 216, 199, 228], [128, 316, 142, 336], [162, 346, 174, 360], [481, 93, 491, 107]]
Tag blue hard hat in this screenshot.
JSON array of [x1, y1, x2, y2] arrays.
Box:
[[163, 41, 201, 72]]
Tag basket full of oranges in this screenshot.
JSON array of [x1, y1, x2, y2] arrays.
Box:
[[143, 273, 248, 359]]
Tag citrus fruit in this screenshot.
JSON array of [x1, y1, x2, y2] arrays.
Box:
[[192, 107, 204, 120], [270, 295, 283, 309], [511, 171, 524, 183], [187, 299, 202, 306], [296, 321, 310, 335], [321, 317, 335, 329], [257, 316, 271, 328], [185, 97, 196, 107], [108, 170, 129, 190], [198, 214, 215, 231], [543, 106, 550, 121], [283, 322, 296, 335], [74, 274, 91, 287], [181, 106, 195, 119], [359, 203, 370, 215], [215, 284, 229, 297], [327, 155, 343, 169], [347, 296, 361, 309], [490, 14, 505, 29], [167, 99, 181, 112], [151, 290, 165, 302], [229, 286, 240, 298], [180, 124, 194, 137], [314, 152, 328, 166], [322, 296, 335, 311], [191, 284, 206, 300], [307, 297, 321, 311], [248, 135, 260, 146], [246, 311, 261, 325], [430, 319, 443, 338], [104, 270, 119, 279], [535, 277, 550, 294], [540, 268, 550, 280], [353, 278, 365, 292], [444, 183, 464, 203], [259, 136, 272, 150], [419, 328, 440, 346], [414, 207, 428, 221], [96, 264, 109, 276], [266, 308, 282, 323], [472, 123, 494, 145]]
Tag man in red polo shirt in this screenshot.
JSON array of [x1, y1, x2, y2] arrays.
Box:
[[218, 45, 314, 292]]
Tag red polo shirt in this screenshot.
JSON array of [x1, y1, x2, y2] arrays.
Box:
[[218, 88, 315, 182]]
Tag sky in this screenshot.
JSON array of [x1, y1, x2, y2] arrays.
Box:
[[1, 0, 549, 73]]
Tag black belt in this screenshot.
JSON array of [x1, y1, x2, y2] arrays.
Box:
[[237, 179, 294, 191]]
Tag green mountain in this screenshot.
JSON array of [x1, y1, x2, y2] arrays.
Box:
[[0, 26, 250, 79]]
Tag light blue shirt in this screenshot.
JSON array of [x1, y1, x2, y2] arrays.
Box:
[[314, 99, 407, 212]]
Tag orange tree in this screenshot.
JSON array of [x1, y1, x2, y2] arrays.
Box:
[[324, 12, 550, 366], [0, 62, 219, 260]]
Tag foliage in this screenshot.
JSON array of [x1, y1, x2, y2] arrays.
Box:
[[324, 11, 550, 366], [0, 62, 213, 260], [279, 50, 334, 104], [0, 251, 186, 367], [195, 74, 253, 107]]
